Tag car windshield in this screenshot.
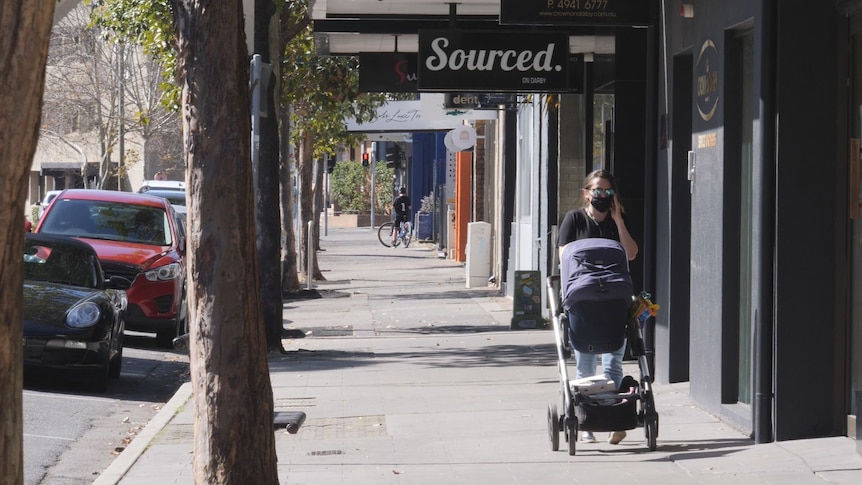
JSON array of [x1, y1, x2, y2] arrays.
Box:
[[24, 242, 98, 288], [40, 199, 173, 246]]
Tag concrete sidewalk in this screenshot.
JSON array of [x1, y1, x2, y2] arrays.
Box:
[[96, 227, 862, 484]]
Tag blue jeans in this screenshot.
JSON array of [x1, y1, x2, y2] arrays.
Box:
[[568, 306, 626, 389], [574, 343, 626, 389]]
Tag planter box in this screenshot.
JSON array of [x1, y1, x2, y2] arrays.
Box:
[[321, 212, 388, 228], [416, 212, 433, 240]]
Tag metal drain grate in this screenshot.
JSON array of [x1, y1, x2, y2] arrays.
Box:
[[276, 397, 317, 408], [308, 449, 344, 456], [156, 423, 194, 443], [298, 415, 387, 440], [307, 325, 354, 337]]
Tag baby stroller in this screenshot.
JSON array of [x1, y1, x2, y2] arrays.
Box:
[[546, 238, 659, 455]]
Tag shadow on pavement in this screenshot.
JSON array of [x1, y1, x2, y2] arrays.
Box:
[[24, 355, 189, 403], [267, 342, 558, 373]]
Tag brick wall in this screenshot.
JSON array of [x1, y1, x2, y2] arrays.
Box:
[[474, 120, 485, 221]]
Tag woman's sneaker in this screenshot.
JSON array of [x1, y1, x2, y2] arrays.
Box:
[[580, 431, 597, 443], [608, 431, 627, 445]]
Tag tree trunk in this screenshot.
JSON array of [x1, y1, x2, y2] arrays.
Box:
[[0, 4, 55, 484], [279, 118, 300, 293], [254, 0, 285, 352], [296, 133, 324, 280], [174, 1, 279, 483]]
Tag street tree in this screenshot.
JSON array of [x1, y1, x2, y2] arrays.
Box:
[[173, 0, 279, 482], [0, 3, 57, 484], [120, 49, 182, 179], [91, 0, 287, 349], [43, 5, 126, 189], [254, 0, 288, 351], [280, 0, 390, 285], [41, 4, 182, 189]]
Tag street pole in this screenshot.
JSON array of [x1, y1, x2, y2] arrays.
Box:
[[323, 153, 329, 237], [117, 43, 125, 190], [370, 141, 377, 228], [306, 220, 313, 290], [250, 54, 262, 195]]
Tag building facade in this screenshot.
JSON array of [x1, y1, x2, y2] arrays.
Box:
[[653, 0, 857, 441]]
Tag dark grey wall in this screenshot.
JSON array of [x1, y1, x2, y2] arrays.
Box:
[[654, 51, 692, 385], [659, 0, 850, 440], [772, 4, 846, 441], [612, 28, 648, 294]]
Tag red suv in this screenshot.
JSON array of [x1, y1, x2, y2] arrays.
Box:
[[35, 189, 187, 348]]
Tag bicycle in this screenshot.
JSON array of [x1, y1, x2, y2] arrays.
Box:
[[377, 220, 412, 248]]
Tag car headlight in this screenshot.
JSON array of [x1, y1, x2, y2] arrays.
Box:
[[67, 302, 101, 328], [144, 262, 181, 281]]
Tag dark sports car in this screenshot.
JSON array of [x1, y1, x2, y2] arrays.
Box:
[[23, 233, 131, 392]]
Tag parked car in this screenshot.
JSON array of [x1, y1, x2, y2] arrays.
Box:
[[23, 233, 130, 391], [38, 190, 63, 219], [138, 180, 185, 193], [34, 189, 188, 348], [141, 188, 187, 221]]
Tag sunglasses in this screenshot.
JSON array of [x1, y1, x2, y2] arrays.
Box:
[[588, 188, 616, 198]]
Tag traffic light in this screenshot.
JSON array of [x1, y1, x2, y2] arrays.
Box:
[[385, 145, 401, 169], [361, 153, 369, 167], [326, 157, 337, 174]]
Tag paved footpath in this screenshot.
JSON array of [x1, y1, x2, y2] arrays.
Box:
[[95, 227, 862, 484]]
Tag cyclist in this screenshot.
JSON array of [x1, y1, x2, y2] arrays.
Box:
[[391, 187, 411, 246]]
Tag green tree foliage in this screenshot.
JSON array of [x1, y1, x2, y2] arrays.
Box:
[[280, 1, 387, 154], [373, 163, 396, 214], [330, 161, 394, 213], [90, 0, 409, 162], [87, 0, 179, 111]]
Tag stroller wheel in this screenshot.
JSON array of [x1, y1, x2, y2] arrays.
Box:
[[557, 315, 572, 359], [645, 415, 659, 451], [567, 421, 577, 456], [547, 403, 560, 451]]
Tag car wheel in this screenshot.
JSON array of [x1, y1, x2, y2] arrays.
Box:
[[174, 288, 189, 341], [109, 336, 123, 379], [177, 305, 189, 336], [156, 328, 177, 349]]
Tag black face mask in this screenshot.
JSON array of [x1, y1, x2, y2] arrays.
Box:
[[590, 196, 613, 213]]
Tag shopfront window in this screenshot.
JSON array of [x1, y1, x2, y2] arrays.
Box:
[[736, 32, 754, 405], [726, 29, 755, 405], [594, 94, 615, 170]]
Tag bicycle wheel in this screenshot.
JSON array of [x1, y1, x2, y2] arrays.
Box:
[[377, 222, 395, 248], [401, 221, 412, 248]]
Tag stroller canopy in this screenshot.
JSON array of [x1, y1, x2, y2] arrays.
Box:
[[560, 238, 633, 309]]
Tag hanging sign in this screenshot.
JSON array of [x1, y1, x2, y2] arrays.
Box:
[[359, 53, 418, 93], [418, 30, 569, 92], [444, 93, 520, 110], [444, 126, 477, 152]]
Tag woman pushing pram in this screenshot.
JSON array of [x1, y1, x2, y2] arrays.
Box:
[[547, 169, 658, 455], [558, 169, 638, 445]]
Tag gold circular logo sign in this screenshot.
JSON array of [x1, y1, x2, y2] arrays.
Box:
[[696, 40, 720, 122]]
